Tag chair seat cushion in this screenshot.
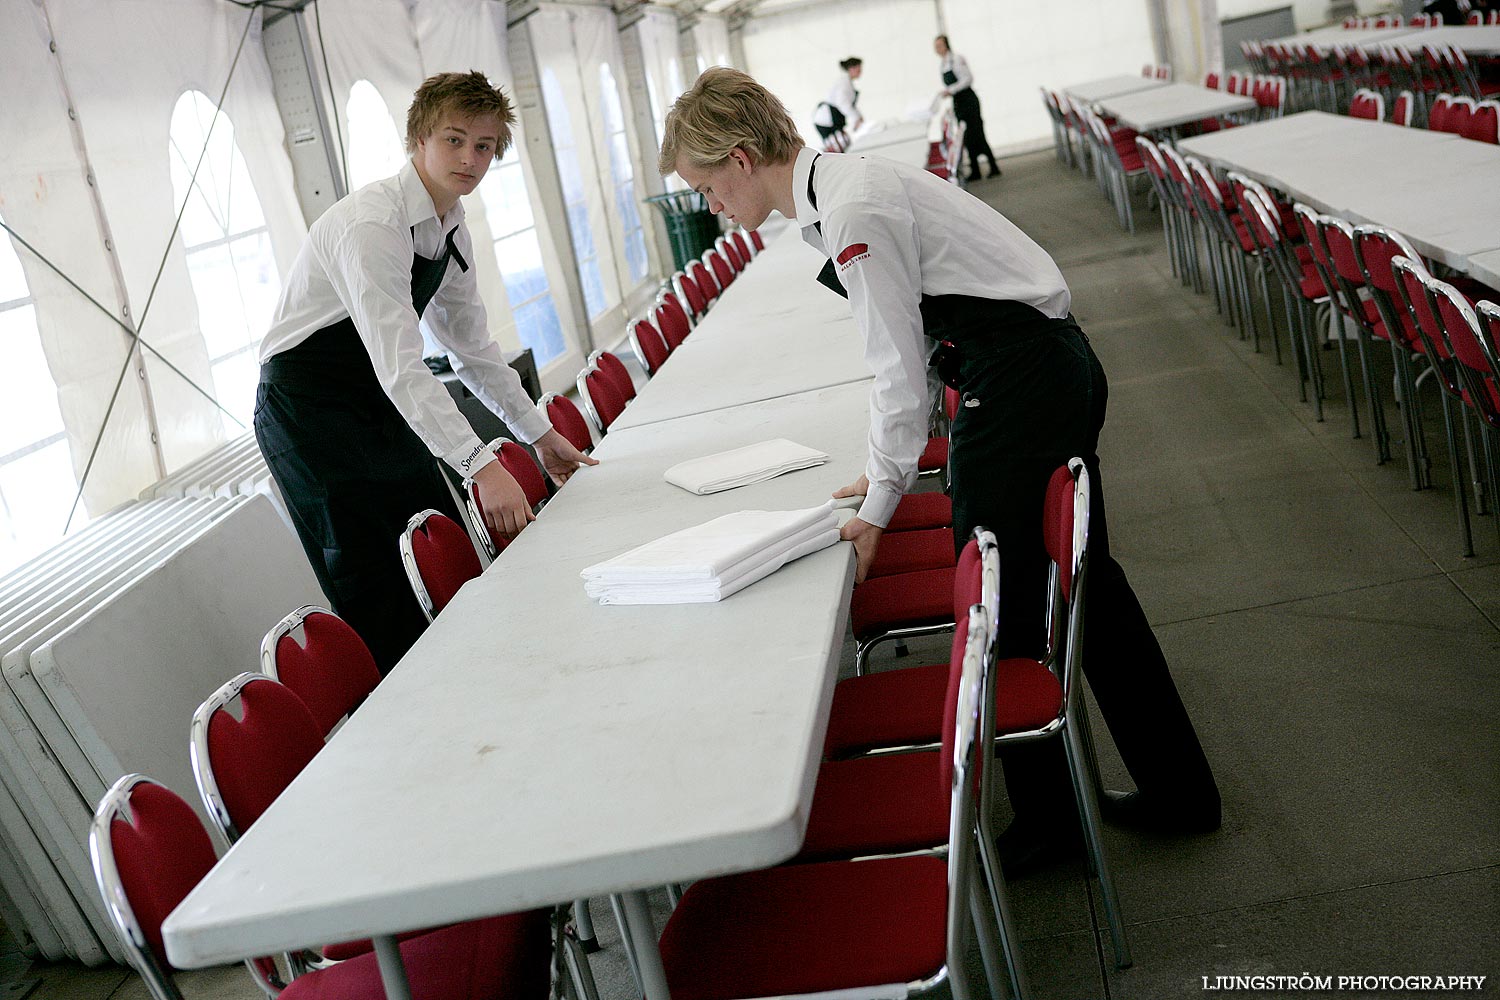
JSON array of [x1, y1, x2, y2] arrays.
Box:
[[658, 855, 948, 1000], [795, 752, 946, 862], [886, 492, 952, 532], [918, 436, 949, 471], [824, 659, 1065, 759], [1299, 264, 1329, 301], [867, 528, 956, 579], [850, 568, 954, 640], [284, 912, 552, 1000]]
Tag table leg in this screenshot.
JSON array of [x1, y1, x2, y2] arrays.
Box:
[[372, 934, 415, 1000], [619, 889, 672, 1000]]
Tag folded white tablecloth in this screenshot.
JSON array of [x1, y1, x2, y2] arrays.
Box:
[[580, 504, 841, 604], [663, 439, 829, 495]]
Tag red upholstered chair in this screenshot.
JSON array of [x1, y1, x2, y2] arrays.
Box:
[[464, 440, 550, 559], [539, 391, 594, 454], [588, 349, 636, 403], [729, 230, 753, 264], [887, 491, 953, 532], [1447, 95, 1477, 135], [1321, 214, 1397, 464], [748, 229, 765, 252], [1439, 293, 1500, 547], [1465, 100, 1499, 143], [260, 605, 381, 736], [687, 258, 721, 306], [1429, 92, 1456, 131], [705, 247, 735, 290], [653, 296, 691, 352], [917, 387, 960, 483], [718, 235, 745, 272], [673, 269, 709, 319], [577, 362, 628, 433], [654, 604, 1016, 1000], [89, 774, 559, 1000], [1184, 155, 1260, 342], [629, 317, 671, 375], [1205, 71, 1221, 90], [658, 287, 695, 332], [1349, 87, 1384, 119], [1392, 90, 1416, 125], [399, 510, 483, 622], [1353, 224, 1439, 489], [1295, 204, 1364, 440], [865, 527, 955, 579]]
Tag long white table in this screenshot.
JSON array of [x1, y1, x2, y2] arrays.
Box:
[[1263, 24, 1417, 53], [1062, 74, 1167, 103], [1379, 24, 1500, 55], [1465, 249, 1500, 291], [1179, 111, 1500, 272], [1095, 82, 1257, 133], [610, 226, 871, 431], [848, 117, 931, 153], [162, 378, 875, 999]]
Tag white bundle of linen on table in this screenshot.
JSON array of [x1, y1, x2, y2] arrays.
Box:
[[580, 504, 841, 605], [663, 439, 829, 495]]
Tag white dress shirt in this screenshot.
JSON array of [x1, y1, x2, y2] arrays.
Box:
[[793, 146, 1070, 528], [260, 160, 550, 480], [940, 52, 975, 96], [812, 76, 860, 129]]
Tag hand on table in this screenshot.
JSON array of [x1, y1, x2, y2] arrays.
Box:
[[534, 429, 599, 486], [840, 516, 883, 585]]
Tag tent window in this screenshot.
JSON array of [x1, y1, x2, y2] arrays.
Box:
[[541, 68, 607, 319], [0, 214, 74, 575], [599, 64, 649, 285], [168, 90, 281, 434], [479, 146, 566, 365], [346, 80, 406, 191]]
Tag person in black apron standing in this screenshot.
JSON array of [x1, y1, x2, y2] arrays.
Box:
[[255, 71, 595, 673], [813, 57, 864, 147], [934, 35, 999, 181], [659, 68, 1220, 872]]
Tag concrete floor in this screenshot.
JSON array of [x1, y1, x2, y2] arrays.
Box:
[[7, 148, 1497, 999]]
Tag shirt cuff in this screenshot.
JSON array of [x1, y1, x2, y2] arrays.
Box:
[[508, 407, 552, 446], [857, 483, 903, 530], [447, 437, 498, 480]]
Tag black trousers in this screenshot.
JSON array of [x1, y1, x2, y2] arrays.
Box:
[[254, 379, 462, 674], [953, 88, 997, 171], [947, 319, 1219, 829]]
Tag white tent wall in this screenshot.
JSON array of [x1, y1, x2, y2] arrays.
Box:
[[940, 0, 1159, 155], [690, 14, 735, 73], [636, 7, 690, 144], [1148, 0, 1223, 83], [741, 0, 941, 143], [1, 0, 305, 521]]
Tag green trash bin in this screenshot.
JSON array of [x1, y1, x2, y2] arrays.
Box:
[[645, 190, 721, 273]]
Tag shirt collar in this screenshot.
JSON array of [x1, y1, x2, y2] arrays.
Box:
[[398, 159, 465, 230], [791, 146, 821, 230]]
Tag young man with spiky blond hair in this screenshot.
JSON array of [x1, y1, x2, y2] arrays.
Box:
[[659, 67, 1219, 872], [256, 71, 594, 672]]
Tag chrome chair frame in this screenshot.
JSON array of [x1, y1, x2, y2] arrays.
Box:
[[398, 509, 452, 623]]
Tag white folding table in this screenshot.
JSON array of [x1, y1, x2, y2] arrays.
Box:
[[1466, 250, 1500, 291], [1094, 82, 1257, 133], [1261, 24, 1417, 53], [162, 379, 876, 1000], [1379, 24, 1500, 55], [1062, 74, 1167, 103]]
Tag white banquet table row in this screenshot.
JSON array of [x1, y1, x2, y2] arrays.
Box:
[[1373, 24, 1500, 55], [1263, 23, 1417, 53], [1061, 74, 1167, 104], [1466, 250, 1500, 292], [162, 368, 878, 997], [1095, 82, 1257, 133], [1179, 111, 1500, 273], [609, 225, 871, 431]]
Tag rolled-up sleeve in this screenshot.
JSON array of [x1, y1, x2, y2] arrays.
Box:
[[819, 196, 930, 529], [316, 219, 497, 479]]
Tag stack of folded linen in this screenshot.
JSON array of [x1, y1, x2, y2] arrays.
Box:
[[580, 504, 841, 604], [664, 439, 829, 495]]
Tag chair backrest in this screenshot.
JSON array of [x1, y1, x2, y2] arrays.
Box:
[[1352, 224, 1426, 348], [729, 230, 753, 265], [1429, 93, 1456, 132], [190, 673, 324, 846], [464, 439, 549, 558], [659, 288, 694, 331], [629, 317, 671, 375], [1294, 204, 1339, 300], [576, 363, 628, 432], [90, 774, 281, 999], [687, 258, 720, 304], [1204, 71, 1221, 90], [1392, 256, 1457, 384], [260, 605, 381, 737], [1392, 90, 1415, 126], [936, 602, 989, 981], [400, 509, 482, 621], [653, 297, 691, 352], [589, 349, 636, 402], [673, 269, 708, 317], [718, 235, 745, 272], [706, 248, 735, 289], [1447, 95, 1477, 136], [1349, 88, 1384, 120], [1464, 101, 1499, 144], [539, 391, 593, 454], [1437, 291, 1500, 425]]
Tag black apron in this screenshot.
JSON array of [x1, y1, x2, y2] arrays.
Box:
[[806, 155, 1218, 828], [254, 227, 469, 673]]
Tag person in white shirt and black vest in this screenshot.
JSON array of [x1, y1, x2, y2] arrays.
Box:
[[812, 57, 864, 147], [255, 72, 596, 673], [934, 35, 999, 181], [659, 68, 1220, 872]]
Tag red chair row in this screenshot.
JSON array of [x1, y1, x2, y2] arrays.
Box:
[[1430, 93, 1500, 142]]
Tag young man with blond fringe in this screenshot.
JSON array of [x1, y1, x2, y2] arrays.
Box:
[[658, 67, 1220, 872], [256, 71, 594, 673]]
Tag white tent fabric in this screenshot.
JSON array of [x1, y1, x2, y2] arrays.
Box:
[[635, 6, 690, 147], [690, 14, 734, 74]]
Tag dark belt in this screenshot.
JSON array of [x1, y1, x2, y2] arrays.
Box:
[[923, 295, 1081, 390]]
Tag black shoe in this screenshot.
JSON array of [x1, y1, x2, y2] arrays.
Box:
[[965, 170, 982, 183], [1099, 789, 1221, 834], [987, 162, 1003, 178], [996, 818, 1085, 879]]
